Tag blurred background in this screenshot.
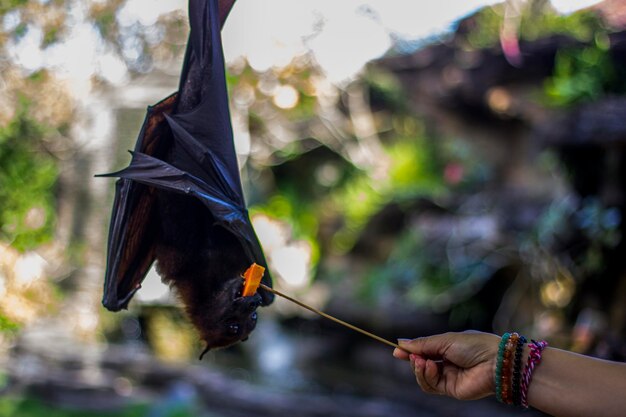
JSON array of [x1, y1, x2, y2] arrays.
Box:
[[1, 0, 625, 415]]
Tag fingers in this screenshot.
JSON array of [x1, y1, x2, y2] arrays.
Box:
[[395, 332, 499, 400], [411, 354, 444, 395], [395, 332, 498, 363]]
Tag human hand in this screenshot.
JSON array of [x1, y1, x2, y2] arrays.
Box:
[[393, 331, 500, 400]]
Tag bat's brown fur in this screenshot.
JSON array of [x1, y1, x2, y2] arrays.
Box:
[[155, 191, 261, 351]]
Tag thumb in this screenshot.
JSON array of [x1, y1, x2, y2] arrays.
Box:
[[398, 333, 455, 359]]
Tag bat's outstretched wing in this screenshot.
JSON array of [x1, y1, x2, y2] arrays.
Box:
[[100, 94, 177, 311], [100, 0, 273, 310]]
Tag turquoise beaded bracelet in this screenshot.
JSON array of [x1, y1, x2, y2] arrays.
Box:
[[495, 332, 510, 402]]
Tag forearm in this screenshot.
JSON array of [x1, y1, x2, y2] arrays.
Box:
[[395, 332, 626, 416], [528, 347, 626, 417]]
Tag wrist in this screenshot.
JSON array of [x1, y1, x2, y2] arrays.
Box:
[[481, 332, 502, 396]]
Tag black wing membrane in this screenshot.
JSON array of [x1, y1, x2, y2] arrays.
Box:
[[101, 0, 273, 310], [101, 94, 177, 311]]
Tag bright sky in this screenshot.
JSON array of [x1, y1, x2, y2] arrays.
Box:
[[6, 0, 603, 89], [222, 0, 603, 82], [223, 0, 507, 81]]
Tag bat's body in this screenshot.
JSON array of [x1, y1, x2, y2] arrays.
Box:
[[100, 0, 273, 352], [155, 190, 262, 348]]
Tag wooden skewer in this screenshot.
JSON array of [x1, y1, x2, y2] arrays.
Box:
[[259, 283, 401, 350]]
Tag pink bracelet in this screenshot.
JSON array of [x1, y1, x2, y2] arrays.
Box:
[[520, 339, 548, 408]]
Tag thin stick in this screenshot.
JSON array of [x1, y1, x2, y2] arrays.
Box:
[[259, 283, 400, 350]]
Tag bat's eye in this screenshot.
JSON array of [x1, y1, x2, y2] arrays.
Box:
[[227, 324, 240, 335], [251, 312, 258, 321]]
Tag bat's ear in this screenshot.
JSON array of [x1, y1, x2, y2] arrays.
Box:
[[199, 345, 211, 360]]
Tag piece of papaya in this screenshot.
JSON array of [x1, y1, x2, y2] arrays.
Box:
[[242, 263, 265, 297]]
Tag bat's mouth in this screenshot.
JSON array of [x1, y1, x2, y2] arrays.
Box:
[[233, 290, 263, 312]]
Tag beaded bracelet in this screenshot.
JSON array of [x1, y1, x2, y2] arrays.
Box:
[[500, 332, 519, 404], [494, 332, 510, 403], [512, 335, 527, 406], [520, 339, 548, 408], [495, 332, 519, 404]]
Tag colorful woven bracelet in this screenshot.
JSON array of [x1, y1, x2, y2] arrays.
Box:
[[495, 332, 510, 403], [520, 339, 548, 408], [512, 335, 527, 406]]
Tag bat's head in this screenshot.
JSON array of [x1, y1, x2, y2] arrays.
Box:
[[197, 276, 264, 355], [172, 265, 265, 358]]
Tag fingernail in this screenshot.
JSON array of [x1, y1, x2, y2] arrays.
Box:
[[409, 354, 417, 361], [397, 338, 410, 343]]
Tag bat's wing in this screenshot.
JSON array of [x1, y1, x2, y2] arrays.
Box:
[[108, 137, 274, 304], [171, 0, 242, 197], [100, 94, 177, 311], [109, 150, 263, 266], [101, 0, 273, 308], [165, 0, 274, 300]]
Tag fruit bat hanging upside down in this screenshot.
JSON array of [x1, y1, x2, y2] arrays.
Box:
[[98, 0, 273, 357]]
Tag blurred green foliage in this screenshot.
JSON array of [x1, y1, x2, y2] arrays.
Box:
[[466, 2, 607, 49], [393, 2, 626, 323], [90, 1, 121, 40], [360, 230, 438, 303], [0, 315, 19, 333], [0, 398, 136, 417], [0, 396, 207, 417], [253, 123, 447, 258], [364, 69, 408, 113], [528, 189, 621, 275], [386, 139, 442, 196], [544, 40, 626, 106], [0, 99, 57, 251], [331, 137, 445, 253], [462, 1, 626, 107], [0, 0, 26, 16], [251, 193, 322, 264], [574, 199, 622, 274], [362, 222, 495, 312]]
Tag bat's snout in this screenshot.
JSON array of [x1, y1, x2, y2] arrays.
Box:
[[236, 293, 262, 313]]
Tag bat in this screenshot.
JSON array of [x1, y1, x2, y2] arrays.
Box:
[[98, 0, 273, 357]]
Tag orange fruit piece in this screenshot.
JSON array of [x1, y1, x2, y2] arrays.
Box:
[[242, 263, 265, 297]]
